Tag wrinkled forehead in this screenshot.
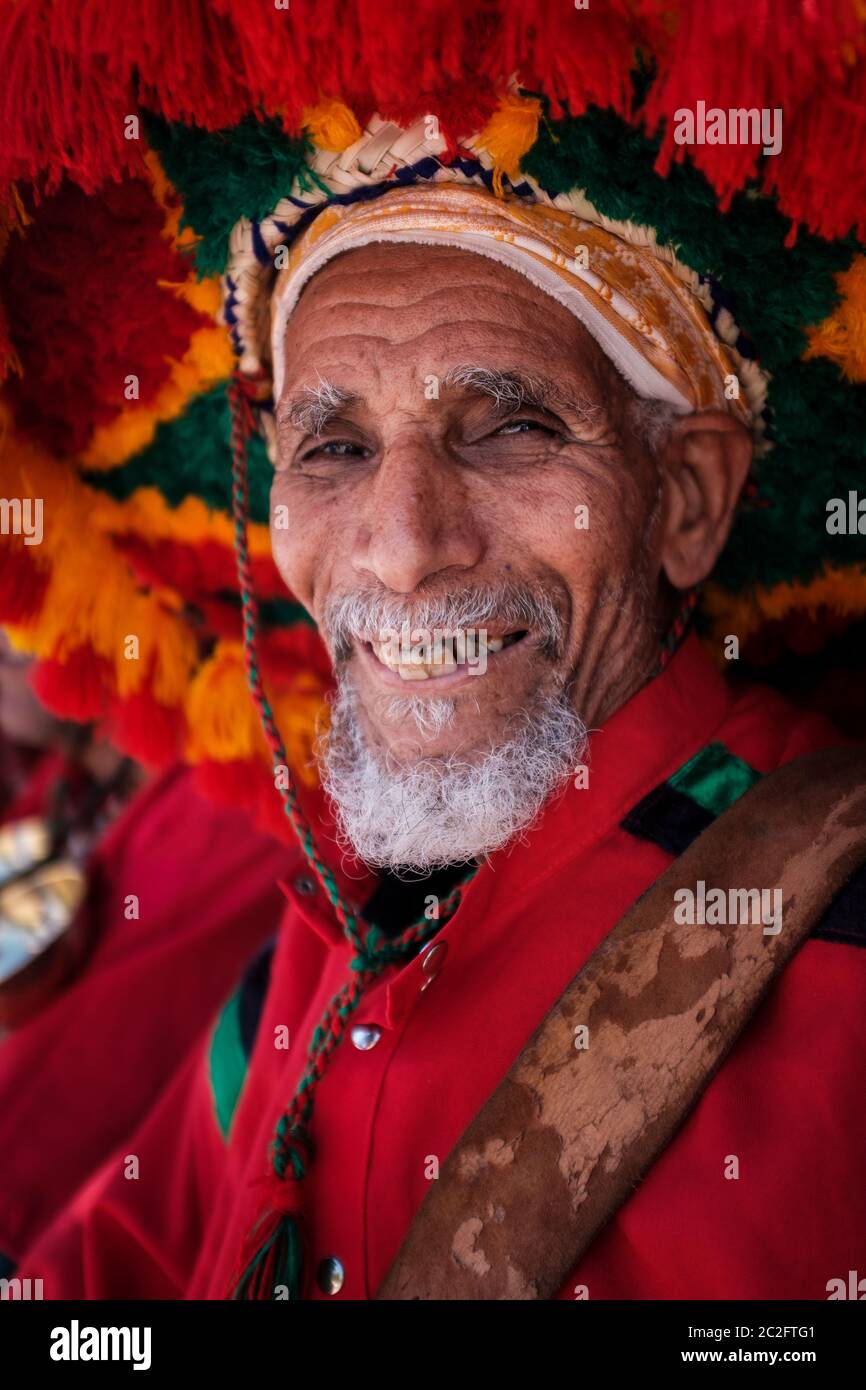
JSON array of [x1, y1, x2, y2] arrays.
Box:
[[277, 240, 608, 396], [273, 189, 698, 408]]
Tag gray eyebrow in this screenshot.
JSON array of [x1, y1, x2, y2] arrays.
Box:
[[276, 365, 604, 438], [276, 379, 358, 436], [443, 364, 601, 431]]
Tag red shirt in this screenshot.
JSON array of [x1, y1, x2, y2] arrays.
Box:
[[0, 763, 298, 1264], [21, 637, 866, 1299]]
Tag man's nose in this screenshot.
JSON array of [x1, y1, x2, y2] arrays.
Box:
[[351, 440, 484, 594]]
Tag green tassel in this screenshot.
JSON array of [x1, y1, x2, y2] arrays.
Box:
[[143, 112, 315, 278], [83, 384, 272, 524], [233, 1213, 304, 1301]]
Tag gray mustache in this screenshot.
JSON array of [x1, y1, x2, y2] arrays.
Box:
[[321, 583, 565, 662]]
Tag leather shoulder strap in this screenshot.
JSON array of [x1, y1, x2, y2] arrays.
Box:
[[378, 745, 866, 1300]]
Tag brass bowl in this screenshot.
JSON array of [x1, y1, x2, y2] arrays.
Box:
[[0, 819, 88, 1029]]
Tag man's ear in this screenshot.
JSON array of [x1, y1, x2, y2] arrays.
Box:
[[658, 411, 753, 589]]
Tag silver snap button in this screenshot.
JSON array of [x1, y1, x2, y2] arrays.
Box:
[[317, 1255, 345, 1295], [420, 940, 448, 991], [294, 875, 317, 896], [350, 1024, 382, 1051]]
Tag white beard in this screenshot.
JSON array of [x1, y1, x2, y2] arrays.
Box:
[[319, 677, 588, 872]]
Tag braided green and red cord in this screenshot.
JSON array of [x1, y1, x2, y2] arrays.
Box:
[[229, 374, 475, 1299], [658, 588, 700, 672]]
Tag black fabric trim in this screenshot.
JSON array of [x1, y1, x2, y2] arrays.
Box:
[[237, 938, 277, 1059], [622, 780, 866, 949], [362, 864, 466, 937], [812, 864, 866, 948], [620, 783, 714, 857]]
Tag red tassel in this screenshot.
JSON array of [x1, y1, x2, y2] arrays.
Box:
[[1, 178, 208, 457], [106, 686, 185, 768], [483, 0, 669, 124], [0, 0, 142, 196], [644, 0, 863, 212], [765, 62, 866, 243], [7, 0, 865, 226], [114, 536, 287, 606], [31, 647, 111, 722], [232, 1144, 309, 1299], [73, 0, 260, 132], [0, 541, 49, 623]]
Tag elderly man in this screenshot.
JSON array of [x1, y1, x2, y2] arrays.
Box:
[[17, 133, 866, 1303]]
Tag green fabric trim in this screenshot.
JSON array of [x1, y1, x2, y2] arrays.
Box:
[[208, 989, 248, 1142], [716, 361, 866, 593], [259, 597, 317, 630], [669, 742, 762, 816], [83, 384, 272, 525], [143, 112, 314, 278]]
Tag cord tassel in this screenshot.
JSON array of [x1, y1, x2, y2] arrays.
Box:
[[233, 1187, 305, 1300]]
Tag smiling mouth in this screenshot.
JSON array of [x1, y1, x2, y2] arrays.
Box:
[[363, 630, 528, 682]]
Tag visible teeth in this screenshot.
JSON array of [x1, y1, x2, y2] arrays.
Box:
[[436, 656, 458, 674], [369, 630, 511, 678]]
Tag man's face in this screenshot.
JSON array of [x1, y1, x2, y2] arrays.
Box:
[[271, 242, 664, 769]]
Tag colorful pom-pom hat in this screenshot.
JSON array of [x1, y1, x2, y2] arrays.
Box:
[[2, 0, 866, 849]]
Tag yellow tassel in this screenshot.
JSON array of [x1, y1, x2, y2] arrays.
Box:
[[185, 645, 328, 778], [91, 487, 273, 559], [804, 254, 866, 382], [0, 421, 305, 758], [1, 433, 196, 704], [304, 99, 363, 153], [185, 642, 263, 762], [144, 148, 198, 253], [704, 564, 866, 645], [477, 93, 542, 197], [272, 675, 329, 788]]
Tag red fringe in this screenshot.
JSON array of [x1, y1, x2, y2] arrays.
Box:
[[765, 62, 866, 244], [105, 685, 186, 768], [31, 646, 111, 722], [1, 178, 209, 457], [4, 0, 865, 241], [481, 0, 669, 123], [0, 542, 49, 623], [0, 0, 143, 197], [644, 0, 864, 212], [114, 535, 287, 605]]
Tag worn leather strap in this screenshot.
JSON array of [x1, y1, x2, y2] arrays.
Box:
[[377, 746, 866, 1300]]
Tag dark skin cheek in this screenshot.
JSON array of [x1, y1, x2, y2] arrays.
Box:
[[271, 472, 348, 614], [270, 455, 654, 678]]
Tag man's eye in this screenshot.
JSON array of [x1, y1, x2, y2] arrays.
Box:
[[494, 418, 553, 437], [300, 439, 370, 461]]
